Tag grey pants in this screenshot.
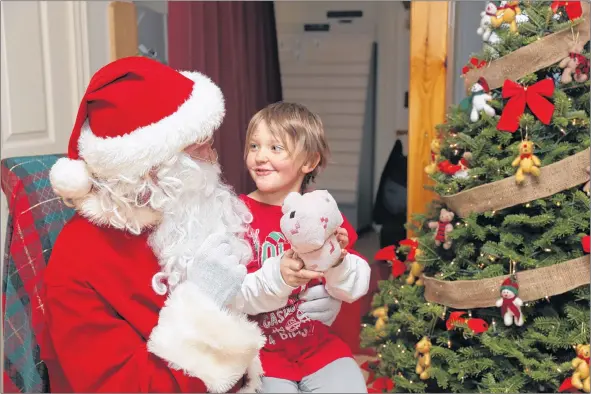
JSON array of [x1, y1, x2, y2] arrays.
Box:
[[261, 357, 368, 393]]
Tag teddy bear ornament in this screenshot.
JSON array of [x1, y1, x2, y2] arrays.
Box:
[[280, 190, 344, 272], [477, 2, 498, 43], [570, 344, 591, 392], [415, 337, 432, 380], [512, 140, 541, 184], [428, 208, 455, 250]]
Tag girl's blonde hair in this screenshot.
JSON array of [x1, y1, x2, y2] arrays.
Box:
[[244, 102, 330, 191]]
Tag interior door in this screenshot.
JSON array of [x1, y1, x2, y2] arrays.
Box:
[[0, 0, 98, 274]]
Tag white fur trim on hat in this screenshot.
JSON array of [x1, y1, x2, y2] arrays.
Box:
[[49, 157, 93, 199], [78, 71, 225, 180]]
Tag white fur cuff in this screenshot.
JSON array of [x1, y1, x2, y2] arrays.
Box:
[[148, 281, 266, 393]]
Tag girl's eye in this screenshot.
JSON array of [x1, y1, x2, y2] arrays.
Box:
[[249, 143, 258, 150], [272, 145, 284, 151]]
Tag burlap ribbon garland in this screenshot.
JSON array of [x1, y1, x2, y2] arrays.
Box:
[[464, 2, 590, 92], [423, 255, 590, 309], [423, 4, 591, 312], [441, 148, 590, 218]]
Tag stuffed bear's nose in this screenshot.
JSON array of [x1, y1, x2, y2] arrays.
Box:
[[290, 211, 296, 219]]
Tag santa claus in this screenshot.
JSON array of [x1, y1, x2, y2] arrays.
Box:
[[40, 57, 342, 393]]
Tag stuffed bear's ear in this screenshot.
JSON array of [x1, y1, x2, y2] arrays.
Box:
[[282, 192, 301, 214], [314, 189, 333, 203]]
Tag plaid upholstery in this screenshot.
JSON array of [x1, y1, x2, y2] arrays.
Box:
[[1, 155, 74, 393]]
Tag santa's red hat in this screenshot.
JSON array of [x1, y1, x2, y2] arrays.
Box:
[[49, 56, 225, 199]]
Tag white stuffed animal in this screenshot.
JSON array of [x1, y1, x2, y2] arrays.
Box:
[[495, 277, 524, 326], [477, 2, 498, 43], [468, 77, 496, 122], [280, 190, 343, 272]]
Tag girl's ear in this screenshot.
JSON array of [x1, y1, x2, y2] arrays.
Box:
[[302, 152, 321, 174]]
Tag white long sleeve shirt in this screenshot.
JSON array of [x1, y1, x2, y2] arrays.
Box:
[[234, 252, 371, 315]]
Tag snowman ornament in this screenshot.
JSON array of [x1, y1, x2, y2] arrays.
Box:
[[461, 77, 496, 123], [477, 2, 498, 43], [495, 277, 524, 326]]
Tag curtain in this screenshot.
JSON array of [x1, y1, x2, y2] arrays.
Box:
[[168, 1, 283, 194]]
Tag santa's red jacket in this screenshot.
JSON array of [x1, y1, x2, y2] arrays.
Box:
[[40, 214, 265, 392]]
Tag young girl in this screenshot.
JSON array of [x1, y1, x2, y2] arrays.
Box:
[[239, 102, 371, 393]]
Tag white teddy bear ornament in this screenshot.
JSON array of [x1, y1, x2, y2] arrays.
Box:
[[280, 190, 344, 272], [477, 2, 498, 43]]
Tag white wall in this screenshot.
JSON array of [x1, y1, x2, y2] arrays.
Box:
[[274, 1, 409, 205], [86, 2, 111, 76], [373, 2, 409, 199], [452, 1, 486, 105], [135, 1, 168, 64]]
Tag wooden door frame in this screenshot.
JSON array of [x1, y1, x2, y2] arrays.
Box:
[[407, 1, 453, 236], [108, 1, 139, 61]]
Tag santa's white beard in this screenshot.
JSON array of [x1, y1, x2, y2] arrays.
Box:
[[148, 154, 253, 295]]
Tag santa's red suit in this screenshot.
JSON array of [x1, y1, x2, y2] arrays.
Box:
[[41, 57, 266, 393], [41, 215, 258, 392]]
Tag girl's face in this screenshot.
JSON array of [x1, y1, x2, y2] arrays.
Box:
[[246, 121, 313, 196]]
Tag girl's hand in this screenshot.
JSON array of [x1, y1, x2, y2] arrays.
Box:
[[334, 227, 349, 265], [280, 249, 323, 287], [335, 227, 349, 249]]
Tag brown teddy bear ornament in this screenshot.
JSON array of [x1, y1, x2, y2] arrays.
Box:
[[571, 344, 591, 392], [512, 140, 541, 184], [406, 250, 425, 286], [372, 306, 388, 331], [428, 209, 455, 249], [559, 42, 590, 84], [491, 1, 521, 33], [415, 337, 432, 380], [424, 138, 441, 175]]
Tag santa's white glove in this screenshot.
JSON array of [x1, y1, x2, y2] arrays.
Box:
[[187, 233, 247, 308], [299, 285, 342, 326]]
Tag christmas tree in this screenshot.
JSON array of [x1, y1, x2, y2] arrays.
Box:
[[362, 1, 590, 393]]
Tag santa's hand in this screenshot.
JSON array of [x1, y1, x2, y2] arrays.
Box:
[[187, 233, 247, 308], [299, 285, 342, 326]]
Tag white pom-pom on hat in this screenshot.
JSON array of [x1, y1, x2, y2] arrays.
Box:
[[49, 157, 92, 199]]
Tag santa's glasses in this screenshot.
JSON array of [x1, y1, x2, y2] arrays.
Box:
[[183, 138, 218, 164]]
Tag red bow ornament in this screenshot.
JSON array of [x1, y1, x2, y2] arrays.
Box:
[[497, 79, 555, 133], [551, 1, 583, 20], [582, 235, 590, 254], [374, 245, 407, 278], [360, 360, 380, 386], [399, 238, 419, 261], [462, 57, 487, 75], [367, 377, 395, 393]]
